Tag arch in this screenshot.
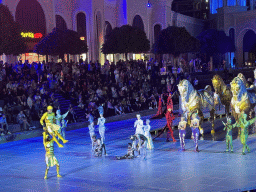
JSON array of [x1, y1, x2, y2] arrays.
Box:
[[56, 14, 67, 31], [243, 30, 256, 52], [229, 28, 235, 45], [105, 21, 112, 41], [76, 12, 87, 36], [153, 24, 162, 43], [15, 0, 46, 35], [132, 15, 144, 31]]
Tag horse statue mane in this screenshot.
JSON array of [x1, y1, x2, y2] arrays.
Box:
[[230, 76, 247, 102], [212, 74, 226, 95], [237, 73, 249, 88]]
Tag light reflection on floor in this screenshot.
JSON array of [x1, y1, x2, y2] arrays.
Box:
[[1, 115, 256, 192]]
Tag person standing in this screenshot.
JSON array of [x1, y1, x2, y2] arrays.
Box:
[[43, 132, 62, 179]]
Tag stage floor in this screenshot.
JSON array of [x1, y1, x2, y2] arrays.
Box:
[[1, 115, 256, 192]]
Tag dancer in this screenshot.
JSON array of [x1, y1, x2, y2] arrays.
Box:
[[97, 112, 106, 144], [144, 119, 154, 150], [130, 134, 147, 159], [86, 113, 95, 148], [97, 112, 107, 155], [165, 106, 176, 142], [238, 112, 256, 155], [151, 94, 163, 119], [191, 112, 200, 152], [178, 117, 187, 151], [134, 114, 144, 135], [56, 109, 69, 140], [43, 131, 62, 179], [222, 117, 236, 152], [40, 106, 68, 148], [116, 143, 135, 160], [92, 135, 103, 157]]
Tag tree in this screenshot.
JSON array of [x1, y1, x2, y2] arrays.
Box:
[[153, 26, 200, 57], [0, 4, 27, 55], [34, 28, 88, 61], [101, 25, 150, 59], [197, 29, 235, 67], [197, 29, 235, 55]]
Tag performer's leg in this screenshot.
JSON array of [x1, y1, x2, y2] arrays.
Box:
[[44, 166, 49, 179], [56, 165, 62, 177], [230, 136, 233, 152], [225, 137, 229, 152], [99, 129, 105, 144], [54, 131, 68, 143], [167, 123, 176, 142], [52, 135, 64, 148]]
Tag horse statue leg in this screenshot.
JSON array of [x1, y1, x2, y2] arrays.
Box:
[[210, 108, 215, 139], [198, 110, 204, 138]]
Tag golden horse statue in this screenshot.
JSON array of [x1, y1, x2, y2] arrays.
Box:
[[178, 79, 215, 136], [212, 74, 232, 117], [230, 75, 256, 121]]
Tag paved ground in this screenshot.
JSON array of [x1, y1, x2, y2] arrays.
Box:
[[1, 114, 256, 192]]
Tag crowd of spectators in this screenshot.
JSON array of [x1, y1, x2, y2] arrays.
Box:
[[0, 57, 191, 135]]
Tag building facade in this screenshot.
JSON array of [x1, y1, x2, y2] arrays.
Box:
[[210, 0, 256, 67], [1, 0, 204, 64]]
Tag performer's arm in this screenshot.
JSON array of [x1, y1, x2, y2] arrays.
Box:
[[62, 111, 69, 119], [40, 113, 47, 126], [43, 132, 47, 149]]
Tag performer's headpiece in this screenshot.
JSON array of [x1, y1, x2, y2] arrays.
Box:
[[56, 109, 61, 115], [47, 106, 53, 110], [136, 114, 141, 118], [146, 119, 150, 124], [226, 117, 231, 122]]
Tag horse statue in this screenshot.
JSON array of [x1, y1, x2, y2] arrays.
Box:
[[230, 75, 256, 119], [212, 75, 232, 117], [177, 79, 215, 136]]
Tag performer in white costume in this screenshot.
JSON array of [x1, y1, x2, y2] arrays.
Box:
[[86, 113, 95, 148], [97, 112, 106, 145], [134, 114, 144, 135], [56, 109, 69, 140], [144, 119, 154, 150]]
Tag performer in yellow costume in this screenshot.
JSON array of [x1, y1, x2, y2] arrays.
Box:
[[43, 131, 62, 179], [40, 106, 68, 148]]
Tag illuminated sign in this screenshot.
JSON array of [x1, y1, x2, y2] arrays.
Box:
[[80, 36, 85, 41], [21, 32, 43, 39]]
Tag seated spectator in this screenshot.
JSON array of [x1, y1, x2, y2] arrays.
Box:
[[68, 104, 77, 123], [17, 111, 31, 131], [0, 114, 11, 136]]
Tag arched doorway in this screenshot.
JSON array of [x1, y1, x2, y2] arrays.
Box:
[[77, 12, 87, 42], [105, 21, 113, 62], [243, 29, 256, 66], [77, 12, 87, 62], [154, 24, 162, 43], [132, 15, 144, 31], [56, 15, 67, 31], [15, 0, 46, 62]]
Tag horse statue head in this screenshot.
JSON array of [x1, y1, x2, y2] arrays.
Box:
[[230, 76, 247, 101], [212, 75, 225, 95], [237, 73, 249, 88], [177, 79, 196, 101]]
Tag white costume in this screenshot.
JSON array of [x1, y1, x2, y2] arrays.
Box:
[[88, 114, 95, 146], [144, 121, 154, 150], [56, 110, 69, 139], [97, 114, 106, 144], [134, 115, 144, 135]]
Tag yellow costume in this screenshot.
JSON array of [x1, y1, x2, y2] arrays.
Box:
[[40, 106, 68, 148], [43, 132, 61, 179]]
